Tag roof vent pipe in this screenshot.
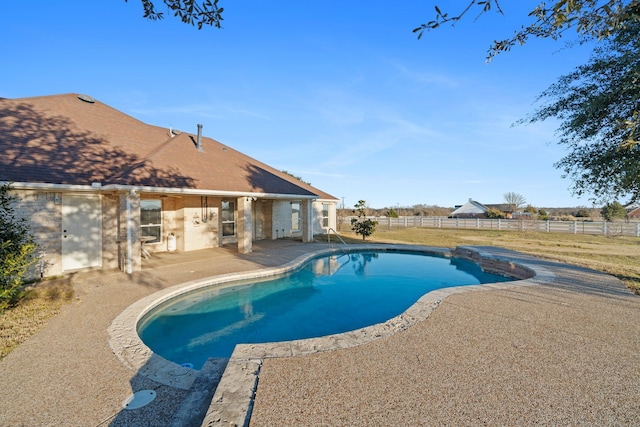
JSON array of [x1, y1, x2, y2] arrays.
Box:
[[196, 124, 203, 151]]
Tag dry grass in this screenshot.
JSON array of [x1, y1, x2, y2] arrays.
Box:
[[335, 227, 640, 293], [0, 282, 74, 359]]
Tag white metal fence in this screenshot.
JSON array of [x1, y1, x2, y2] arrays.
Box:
[[340, 216, 640, 238]]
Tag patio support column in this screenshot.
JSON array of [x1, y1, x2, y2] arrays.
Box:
[[301, 199, 314, 243], [237, 196, 253, 253], [119, 190, 141, 273]]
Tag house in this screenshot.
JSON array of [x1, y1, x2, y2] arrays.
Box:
[[450, 199, 518, 219], [0, 94, 338, 277], [450, 199, 489, 218], [626, 202, 640, 220]]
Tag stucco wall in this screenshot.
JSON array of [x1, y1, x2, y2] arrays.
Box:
[[13, 190, 62, 278], [181, 195, 219, 251]]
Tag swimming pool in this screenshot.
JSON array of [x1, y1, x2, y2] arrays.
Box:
[[137, 250, 511, 368]]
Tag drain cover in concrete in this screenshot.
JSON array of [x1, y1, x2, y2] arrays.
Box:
[[122, 390, 157, 410]]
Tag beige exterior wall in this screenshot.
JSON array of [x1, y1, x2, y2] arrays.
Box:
[[13, 190, 62, 279], [253, 199, 272, 240], [272, 201, 292, 239], [179, 195, 220, 252], [311, 200, 337, 235], [11, 189, 124, 278], [8, 188, 337, 279], [271, 199, 338, 240]]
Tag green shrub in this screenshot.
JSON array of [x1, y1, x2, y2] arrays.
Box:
[[0, 184, 37, 311], [485, 207, 506, 219]]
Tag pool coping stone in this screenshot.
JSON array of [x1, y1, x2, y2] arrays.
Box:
[[107, 244, 556, 426]]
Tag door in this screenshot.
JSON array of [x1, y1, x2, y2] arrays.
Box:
[[61, 194, 103, 271]]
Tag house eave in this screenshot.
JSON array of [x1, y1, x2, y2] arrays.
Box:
[[2, 181, 319, 200]]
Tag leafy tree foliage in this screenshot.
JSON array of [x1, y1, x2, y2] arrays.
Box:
[[415, 1, 640, 61], [520, 21, 640, 202], [386, 208, 399, 218], [537, 209, 549, 220], [485, 207, 506, 219], [0, 184, 37, 311], [601, 200, 627, 220], [350, 200, 378, 241], [504, 191, 526, 212], [128, 0, 224, 29]]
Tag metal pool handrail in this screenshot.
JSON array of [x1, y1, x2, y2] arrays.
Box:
[[327, 228, 350, 254]]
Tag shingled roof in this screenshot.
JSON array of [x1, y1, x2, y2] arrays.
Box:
[[0, 93, 336, 199]]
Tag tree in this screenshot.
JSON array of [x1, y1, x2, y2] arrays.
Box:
[[601, 200, 627, 221], [0, 184, 37, 311], [350, 200, 378, 241], [128, 0, 224, 29], [485, 207, 506, 219], [520, 21, 640, 202], [415, 1, 640, 61], [504, 192, 526, 213]]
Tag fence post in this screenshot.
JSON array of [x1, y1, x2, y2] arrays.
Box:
[[573, 221, 577, 234], [438, 217, 441, 228], [637, 223, 640, 237], [497, 219, 501, 230], [546, 220, 550, 233], [603, 221, 607, 236], [476, 218, 480, 229]]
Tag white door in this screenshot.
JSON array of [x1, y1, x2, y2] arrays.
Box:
[[61, 194, 103, 271]]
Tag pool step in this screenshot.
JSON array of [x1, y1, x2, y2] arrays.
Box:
[[169, 358, 229, 427]]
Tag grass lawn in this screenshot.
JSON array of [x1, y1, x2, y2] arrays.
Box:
[[0, 282, 73, 359]]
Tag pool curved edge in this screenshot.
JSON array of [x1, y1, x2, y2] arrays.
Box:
[[107, 244, 555, 393]]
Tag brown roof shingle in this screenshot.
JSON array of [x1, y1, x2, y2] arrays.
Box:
[[0, 93, 336, 199]]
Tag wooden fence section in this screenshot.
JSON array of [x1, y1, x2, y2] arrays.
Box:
[[341, 216, 640, 238]]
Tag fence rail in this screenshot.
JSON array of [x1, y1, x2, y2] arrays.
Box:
[[341, 216, 640, 238]]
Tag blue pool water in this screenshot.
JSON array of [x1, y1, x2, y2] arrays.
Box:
[[138, 251, 511, 367]]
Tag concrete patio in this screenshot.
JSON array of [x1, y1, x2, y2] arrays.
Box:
[[0, 240, 638, 426]]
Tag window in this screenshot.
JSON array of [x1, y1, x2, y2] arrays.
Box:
[[291, 201, 301, 231], [322, 203, 330, 228], [222, 200, 236, 236], [140, 200, 162, 243]]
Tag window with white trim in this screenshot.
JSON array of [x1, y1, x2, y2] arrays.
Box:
[[291, 201, 301, 231], [222, 200, 236, 236], [140, 199, 162, 243], [322, 203, 330, 228]]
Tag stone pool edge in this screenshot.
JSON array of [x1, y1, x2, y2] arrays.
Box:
[[200, 245, 557, 426], [107, 244, 453, 390], [107, 245, 556, 425]]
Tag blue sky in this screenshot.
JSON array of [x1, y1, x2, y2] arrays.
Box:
[[2, 1, 598, 208]]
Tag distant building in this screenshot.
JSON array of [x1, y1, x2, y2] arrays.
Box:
[[626, 202, 640, 220], [450, 199, 488, 218]]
